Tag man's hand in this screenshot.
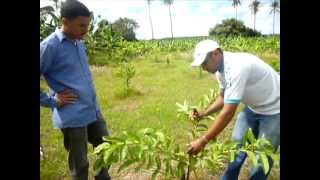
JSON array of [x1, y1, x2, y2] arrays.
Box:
[[192, 109, 206, 121], [187, 136, 208, 155], [56, 89, 78, 107]]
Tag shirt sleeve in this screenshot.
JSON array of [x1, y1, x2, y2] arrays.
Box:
[[40, 41, 56, 74], [224, 68, 250, 105], [40, 41, 58, 108]]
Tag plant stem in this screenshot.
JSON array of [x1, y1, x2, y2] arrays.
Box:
[[186, 155, 191, 180]]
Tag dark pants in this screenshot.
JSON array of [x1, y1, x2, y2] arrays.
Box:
[[61, 113, 111, 180]]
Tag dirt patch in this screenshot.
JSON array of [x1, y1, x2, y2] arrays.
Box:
[[112, 100, 142, 112]]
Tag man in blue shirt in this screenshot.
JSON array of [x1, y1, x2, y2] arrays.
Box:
[[40, 1, 111, 180]]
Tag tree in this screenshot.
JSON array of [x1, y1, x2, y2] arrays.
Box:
[[162, 0, 174, 39], [112, 17, 139, 41], [232, 0, 241, 20], [94, 19, 109, 35], [50, 0, 63, 16], [146, 0, 155, 40], [209, 18, 261, 37], [40, 0, 61, 41], [249, 0, 261, 31], [52, 0, 59, 15], [270, 0, 280, 35]]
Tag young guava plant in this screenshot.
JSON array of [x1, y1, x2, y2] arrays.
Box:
[[93, 89, 279, 179]]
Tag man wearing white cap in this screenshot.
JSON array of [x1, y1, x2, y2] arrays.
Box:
[[187, 40, 280, 180]]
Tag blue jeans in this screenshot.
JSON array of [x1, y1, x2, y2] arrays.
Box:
[[221, 107, 280, 180]]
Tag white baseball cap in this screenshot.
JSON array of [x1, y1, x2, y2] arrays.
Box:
[[191, 40, 220, 67]]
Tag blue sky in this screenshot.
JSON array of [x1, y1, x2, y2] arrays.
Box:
[[40, 0, 280, 40]]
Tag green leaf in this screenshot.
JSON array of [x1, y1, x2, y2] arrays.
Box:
[[246, 128, 257, 144], [134, 160, 146, 172], [93, 156, 104, 173], [197, 123, 208, 132], [103, 145, 119, 165], [137, 146, 144, 159], [139, 128, 154, 136], [197, 123, 208, 129], [207, 159, 215, 167], [177, 161, 186, 178], [176, 102, 184, 109], [151, 169, 160, 180], [260, 152, 270, 175], [174, 145, 180, 154], [270, 152, 280, 163], [165, 159, 170, 175], [204, 95, 210, 103], [155, 132, 165, 142], [207, 115, 215, 121], [121, 145, 128, 160], [106, 136, 124, 142], [94, 142, 110, 154], [246, 151, 258, 167], [127, 131, 141, 141], [155, 156, 161, 169], [190, 130, 196, 139], [146, 154, 154, 169], [117, 159, 136, 173], [230, 151, 235, 162]]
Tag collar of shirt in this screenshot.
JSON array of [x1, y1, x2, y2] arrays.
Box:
[[55, 29, 77, 45], [217, 56, 224, 73]]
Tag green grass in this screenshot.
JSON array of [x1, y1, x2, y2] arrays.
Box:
[[40, 51, 279, 179]]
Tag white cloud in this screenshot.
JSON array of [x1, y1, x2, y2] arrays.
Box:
[[40, 0, 280, 40]]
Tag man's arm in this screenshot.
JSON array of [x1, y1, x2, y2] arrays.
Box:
[[188, 68, 249, 155], [40, 41, 78, 108], [40, 42, 59, 108], [202, 91, 224, 116], [193, 91, 224, 120], [203, 103, 238, 141], [188, 103, 238, 155], [40, 88, 59, 108]]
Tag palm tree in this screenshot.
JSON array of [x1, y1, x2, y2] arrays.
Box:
[[162, 0, 174, 39], [270, 0, 280, 35], [40, 6, 55, 15], [40, 1, 60, 26], [146, 0, 155, 40], [52, 0, 58, 10], [50, 0, 62, 17], [249, 0, 261, 31], [232, 0, 241, 20]]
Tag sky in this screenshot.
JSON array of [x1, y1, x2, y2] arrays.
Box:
[[40, 0, 280, 40]]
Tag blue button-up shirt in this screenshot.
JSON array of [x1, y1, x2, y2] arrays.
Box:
[[40, 29, 100, 128]]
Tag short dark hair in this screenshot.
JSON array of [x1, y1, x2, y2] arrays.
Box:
[[60, 0, 91, 20], [216, 48, 223, 53]]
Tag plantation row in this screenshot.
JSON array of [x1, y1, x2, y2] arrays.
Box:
[[87, 36, 280, 66]]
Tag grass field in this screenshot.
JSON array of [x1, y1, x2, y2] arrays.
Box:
[[40, 50, 279, 180]]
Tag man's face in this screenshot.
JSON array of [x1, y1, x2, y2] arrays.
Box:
[[63, 16, 90, 40], [201, 50, 222, 74]]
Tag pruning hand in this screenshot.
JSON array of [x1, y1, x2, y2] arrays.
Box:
[[56, 89, 78, 107], [192, 109, 205, 121], [187, 136, 208, 155]]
